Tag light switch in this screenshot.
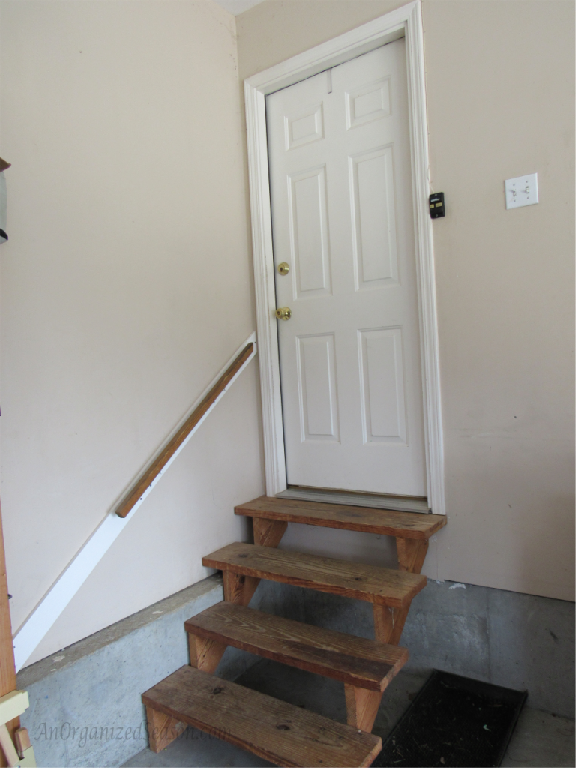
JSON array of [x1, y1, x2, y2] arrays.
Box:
[[505, 173, 538, 209]]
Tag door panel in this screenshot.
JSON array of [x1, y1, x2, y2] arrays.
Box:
[[289, 166, 331, 297], [350, 146, 399, 287], [359, 327, 407, 444], [267, 39, 426, 496], [296, 334, 340, 442]]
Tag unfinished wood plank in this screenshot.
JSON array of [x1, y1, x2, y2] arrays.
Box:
[[388, 540, 429, 643], [0, 504, 18, 768], [142, 665, 381, 767], [0, 725, 18, 768], [396, 539, 428, 574], [13, 729, 31, 760], [386, 605, 409, 646], [145, 706, 185, 753], [373, 603, 410, 646], [344, 686, 383, 733], [188, 634, 226, 674], [253, 518, 287, 548], [236, 496, 446, 540], [116, 343, 253, 519], [203, 543, 427, 608], [0, 506, 17, 696], [222, 571, 260, 606], [185, 602, 408, 691], [372, 604, 395, 644]]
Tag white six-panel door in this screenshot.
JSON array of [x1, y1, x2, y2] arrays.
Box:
[[267, 40, 427, 496]]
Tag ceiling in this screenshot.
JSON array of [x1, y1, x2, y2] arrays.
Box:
[[213, 0, 265, 15]]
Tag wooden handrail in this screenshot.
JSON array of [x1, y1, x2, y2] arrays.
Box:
[[13, 336, 255, 671], [116, 342, 254, 519]]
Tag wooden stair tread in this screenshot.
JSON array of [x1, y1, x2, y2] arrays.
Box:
[[142, 665, 382, 768], [235, 496, 446, 540], [186, 602, 408, 691], [202, 543, 427, 607]]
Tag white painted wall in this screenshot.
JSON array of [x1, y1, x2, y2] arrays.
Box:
[[237, 0, 575, 602], [0, 0, 264, 666]]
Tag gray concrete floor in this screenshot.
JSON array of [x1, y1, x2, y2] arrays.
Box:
[[124, 659, 575, 767]]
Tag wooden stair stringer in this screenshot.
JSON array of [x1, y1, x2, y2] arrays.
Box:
[[236, 497, 436, 644], [344, 685, 383, 733], [382, 537, 430, 643], [142, 496, 447, 764]]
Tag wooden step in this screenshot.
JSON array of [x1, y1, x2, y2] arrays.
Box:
[[185, 602, 408, 690], [202, 543, 427, 607], [235, 496, 446, 540], [142, 665, 382, 767]]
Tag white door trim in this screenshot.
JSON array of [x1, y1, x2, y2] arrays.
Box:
[[245, 0, 445, 514]]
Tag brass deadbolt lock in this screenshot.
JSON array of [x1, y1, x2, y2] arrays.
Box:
[[275, 307, 292, 321], [278, 262, 290, 276]]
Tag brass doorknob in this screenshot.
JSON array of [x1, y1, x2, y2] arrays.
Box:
[[275, 307, 292, 321], [278, 262, 290, 276]]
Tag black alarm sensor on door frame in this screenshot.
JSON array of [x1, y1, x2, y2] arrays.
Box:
[[429, 192, 445, 218]]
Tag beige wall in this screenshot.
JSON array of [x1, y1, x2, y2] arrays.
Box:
[[1, 0, 573, 670], [0, 0, 264, 665], [237, 0, 575, 601]]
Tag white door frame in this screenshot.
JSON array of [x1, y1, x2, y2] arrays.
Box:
[[245, 0, 445, 514]]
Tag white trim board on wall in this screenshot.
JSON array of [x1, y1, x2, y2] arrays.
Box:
[[244, 0, 445, 514], [13, 334, 257, 671]]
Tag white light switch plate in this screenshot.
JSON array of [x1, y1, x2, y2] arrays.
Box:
[[505, 173, 538, 209]]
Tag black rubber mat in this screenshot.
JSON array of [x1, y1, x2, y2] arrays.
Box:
[[373, 670, 527, 767]]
